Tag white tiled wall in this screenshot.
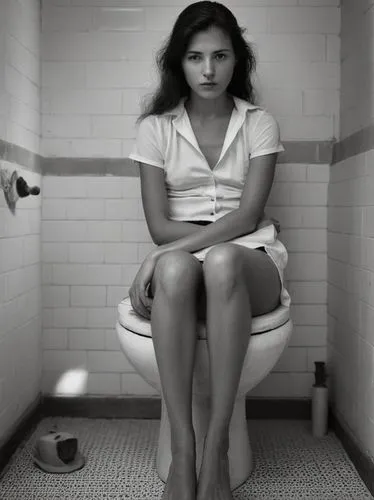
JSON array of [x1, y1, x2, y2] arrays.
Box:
[[0, 8, 6, 141], [41, 0, 340, 157], [328, 149, 374, 461], [41, 175, 156, 395], [0, 0, 41, 153], [10, 0, 374, 458], [340, 0, 374, 139], [327, 0, 374, 461], [41, 164, 329, 398], [39, 0, 336, 398], [4, 0, 374, 465], [0, 0, 41, 446], [0, 164, 42, 446]]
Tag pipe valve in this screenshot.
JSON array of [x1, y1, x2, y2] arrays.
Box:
[[0, 162, 40, 213]]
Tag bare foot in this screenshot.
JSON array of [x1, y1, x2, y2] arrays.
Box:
[[161, 449, 197, 500], [196, 436, 234, 500]]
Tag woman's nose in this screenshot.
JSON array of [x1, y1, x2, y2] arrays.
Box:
[[202, 59, 215, 77]]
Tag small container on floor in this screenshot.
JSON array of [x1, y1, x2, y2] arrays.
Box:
[[312, 361, 329, 437]]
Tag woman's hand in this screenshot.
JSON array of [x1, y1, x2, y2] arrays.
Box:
[[128, 251, 159, 320]]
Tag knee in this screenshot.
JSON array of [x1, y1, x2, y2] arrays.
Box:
[[203, 244, 243, 295], [154, 250, 201, 297]]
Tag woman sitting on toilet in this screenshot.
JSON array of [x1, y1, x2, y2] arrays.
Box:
[[128, 2, 291, 499]]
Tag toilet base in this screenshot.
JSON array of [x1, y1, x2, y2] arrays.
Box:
[[156, 394, 252, 491]]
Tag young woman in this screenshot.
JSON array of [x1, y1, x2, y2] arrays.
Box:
[[128, 2, 291, 499]]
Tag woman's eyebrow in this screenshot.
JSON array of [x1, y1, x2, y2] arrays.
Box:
[[186, 49, 231, 54]]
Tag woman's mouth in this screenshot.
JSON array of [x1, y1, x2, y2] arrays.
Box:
[[200, 83, 217, 89]]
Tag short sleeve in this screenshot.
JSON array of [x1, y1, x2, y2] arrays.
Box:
[[250, 111, 285, 160], [128, 115, 164, 169]]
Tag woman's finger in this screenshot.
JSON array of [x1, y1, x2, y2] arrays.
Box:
[[140, 287, 153, 308], [134, 283, 153, 318], [132, 294, 151, 320], [129, 288, 150, 319], [139, 290, 153, 319], [129, 252, 157, 320]]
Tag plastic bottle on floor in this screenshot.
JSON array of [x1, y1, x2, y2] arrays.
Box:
[[312, 361, 328, 437]]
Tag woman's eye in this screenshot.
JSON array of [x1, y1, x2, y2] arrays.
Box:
[[187, 54, 226, 61]]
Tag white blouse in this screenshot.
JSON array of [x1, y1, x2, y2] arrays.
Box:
[[129, 94, 284, 222], [129, 95, 291, 308]]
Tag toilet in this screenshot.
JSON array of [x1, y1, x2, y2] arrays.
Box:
[[116, 296, 293, 490]]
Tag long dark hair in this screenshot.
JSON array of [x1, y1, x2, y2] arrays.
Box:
[[137, 1, 257, 124]]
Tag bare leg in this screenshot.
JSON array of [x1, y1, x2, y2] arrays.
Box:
[[150, 250, 204, 500], [196, 244, 281, 500]]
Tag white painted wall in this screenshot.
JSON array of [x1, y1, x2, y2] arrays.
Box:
[[40, 0, 338, 399], [0, 0, 41, 447], [328, 0, 374, 462]]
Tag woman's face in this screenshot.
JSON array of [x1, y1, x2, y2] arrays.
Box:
[[181, 26, 236, 99]]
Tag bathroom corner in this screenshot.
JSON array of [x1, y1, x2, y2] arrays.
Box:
[[0, 0, 374, 499]]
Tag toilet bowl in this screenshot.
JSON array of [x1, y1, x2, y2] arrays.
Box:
[[116, 296, 293, 490]]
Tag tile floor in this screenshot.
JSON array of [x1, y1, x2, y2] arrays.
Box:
[[0, 417, 373, 499]]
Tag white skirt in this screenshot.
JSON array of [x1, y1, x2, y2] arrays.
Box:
[[191, 224, 291, 308]]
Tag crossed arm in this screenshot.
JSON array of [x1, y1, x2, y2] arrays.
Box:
[[138, 152, 279, 257]]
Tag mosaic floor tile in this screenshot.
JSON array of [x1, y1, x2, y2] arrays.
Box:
[[0, 418, 372, 499]]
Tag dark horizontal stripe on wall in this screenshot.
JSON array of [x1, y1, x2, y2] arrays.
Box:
[[281, 140, 334, 165], [332, 122, 374, 164], [42, 157, 140, 177], [0, 137, 334, 175], [42, 141, 334, 176], [0, 138, 42, 174]]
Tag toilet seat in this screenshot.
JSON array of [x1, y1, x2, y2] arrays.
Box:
[[118, 297, 290, 339]]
